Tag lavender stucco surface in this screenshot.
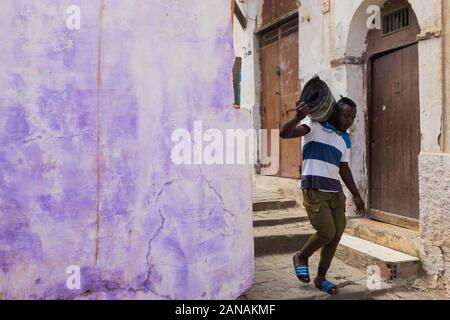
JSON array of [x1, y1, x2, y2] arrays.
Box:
[[0, 0, 254, 299]]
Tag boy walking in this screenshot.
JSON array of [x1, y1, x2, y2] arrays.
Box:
[[279, 97, 365, 295]]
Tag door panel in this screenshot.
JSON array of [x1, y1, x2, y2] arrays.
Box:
[[370, 43, 420, 219], [279, 25, 300, 178], [260, 38, 280, 175], [260, 18, 300, 179]]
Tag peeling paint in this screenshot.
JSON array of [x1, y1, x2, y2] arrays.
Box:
[[0, 0, 253, 300]]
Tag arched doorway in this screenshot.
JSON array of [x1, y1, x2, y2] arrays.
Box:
[[366, 0, 421, 224]]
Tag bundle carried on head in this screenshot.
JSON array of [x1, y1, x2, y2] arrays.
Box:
[[300, 75, 336, 122]]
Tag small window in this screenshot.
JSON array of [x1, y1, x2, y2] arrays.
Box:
[[382, 7, 410, 35], [281, 18, 298, 38]]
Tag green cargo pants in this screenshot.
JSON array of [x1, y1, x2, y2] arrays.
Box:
[[300, 189, 347, 273]]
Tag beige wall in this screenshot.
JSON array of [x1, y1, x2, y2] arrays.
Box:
[[417, 0, 450, 288], [444, 0, 450, 153]]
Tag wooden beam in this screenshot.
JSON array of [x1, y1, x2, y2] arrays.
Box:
[[234, 1, 247, 30]]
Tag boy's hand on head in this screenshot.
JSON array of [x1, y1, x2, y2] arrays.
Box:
[[295, 101, 310, 120], [353, 196, 365, 215]]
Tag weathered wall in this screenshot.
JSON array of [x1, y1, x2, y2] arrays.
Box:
[[233, 0, 263, 174], [419, 153, 450, 286], [0, 0, 253, 299], [418, 0, 450, 289], [233, 1, 259, 112]]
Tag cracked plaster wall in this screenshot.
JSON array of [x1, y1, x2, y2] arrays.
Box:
[[0, 0, 254, 299]]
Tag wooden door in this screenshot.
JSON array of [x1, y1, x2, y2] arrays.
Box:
[[279, 19, 301, 178], [260, 18, 300, 178], [370, 43, 420, 219], [260, 28, 281, 175]]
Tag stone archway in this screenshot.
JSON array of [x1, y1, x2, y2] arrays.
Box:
[[344, 0, 444, 153]]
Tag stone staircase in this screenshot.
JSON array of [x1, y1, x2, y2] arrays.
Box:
[[252, 188, 314, 257], [252, 187, 421, 280]]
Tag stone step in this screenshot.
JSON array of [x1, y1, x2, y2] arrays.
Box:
[[370, 209, 419, 231], [336, 234, 420, 280], [253, 222, 314, 256], [345, 218, 421, 257], [252, 188, 298, 212], [253, 207, 308, 227], [253, 198, 298, 212]]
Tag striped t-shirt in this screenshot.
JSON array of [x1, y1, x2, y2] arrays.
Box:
[[300, 117, 352, 193]]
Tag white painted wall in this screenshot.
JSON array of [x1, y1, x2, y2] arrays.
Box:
[[233, 1, 258, 112], [233, 0, 264, 174]]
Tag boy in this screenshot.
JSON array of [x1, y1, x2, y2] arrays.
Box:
[[279, 96, 365, 295]]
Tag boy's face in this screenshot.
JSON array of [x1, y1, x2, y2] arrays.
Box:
[[336, 104, 356, 132]]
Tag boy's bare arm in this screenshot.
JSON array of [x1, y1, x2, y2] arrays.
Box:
[[339, 162, 365, 214], [279, 102, 311, 139]]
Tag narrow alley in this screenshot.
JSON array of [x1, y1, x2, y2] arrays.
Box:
[[239, 188, 448, 300]]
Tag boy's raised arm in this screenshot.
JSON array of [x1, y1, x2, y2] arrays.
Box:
[[279, 102, 311, 139]]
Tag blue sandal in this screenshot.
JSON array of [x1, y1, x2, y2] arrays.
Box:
[[293, 255, 310, 283], [315, 279, 339, 295]]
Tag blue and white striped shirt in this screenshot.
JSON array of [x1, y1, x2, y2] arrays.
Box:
[[300, 117, 352, 193]]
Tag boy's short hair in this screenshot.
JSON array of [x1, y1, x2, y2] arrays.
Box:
[[335, 95, 356, 111]]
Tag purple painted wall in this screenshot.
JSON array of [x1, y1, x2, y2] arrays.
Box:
[[0, 0, 253, 299]]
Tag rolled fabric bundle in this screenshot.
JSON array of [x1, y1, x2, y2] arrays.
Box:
[[300, 75, 336, 122]]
